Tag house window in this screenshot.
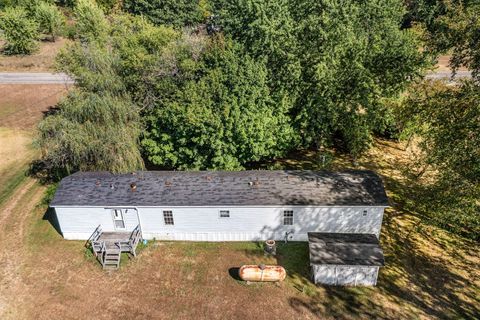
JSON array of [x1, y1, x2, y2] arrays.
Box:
[[163, 210, 174, 225], [219, 210, 230, 218], [283, 210, 293, 225]]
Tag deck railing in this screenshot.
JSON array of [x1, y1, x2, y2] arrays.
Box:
[[129, 225, 142, 257], [86, 225, 102, 247]]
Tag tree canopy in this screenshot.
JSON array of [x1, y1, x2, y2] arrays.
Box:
[[73, 0, 109, 44], [49, 14, 295, 171], [401, 81, 480, 239], [141, 36, 295, 170], [123, 0, 203, 27], [35, 1, 65, 41], [36, 1, 429, 173], [37, 91, 143, 178]]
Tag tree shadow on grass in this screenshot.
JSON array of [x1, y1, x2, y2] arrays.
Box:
[[271, 181, 480, 319], [287, 210, 480, 319], [379, 215, 480, 319]]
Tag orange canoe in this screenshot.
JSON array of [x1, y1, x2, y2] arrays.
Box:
[[239, 264, 286, 282]]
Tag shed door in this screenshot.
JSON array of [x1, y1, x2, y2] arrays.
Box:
[[356, 267, 378, 286], [112, 209, 126, 230], [335, 266, 357, 286]]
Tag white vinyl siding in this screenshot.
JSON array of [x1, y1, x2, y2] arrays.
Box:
[[54, 207, 139, 239], [122, 208, 140, 230], [54, 206, 384, 241], [138, 206, 385, 242]]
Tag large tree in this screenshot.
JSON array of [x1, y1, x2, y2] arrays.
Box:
[[401, 80, 480, 239], [35, 1, 65, 41], [37, 91, 144, 178], [214, 0, 427, 158], [141, 36, 295, 170], [0, 6, 39, 54], [48, 14, 295, 172], [292, 0, 427, 156], [218, 0, 301, 105], [73, 0, 109, 44]]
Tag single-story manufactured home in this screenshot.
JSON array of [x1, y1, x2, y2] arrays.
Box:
[[51, 170, 388, 282]]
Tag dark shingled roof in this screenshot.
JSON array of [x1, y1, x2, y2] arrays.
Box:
[[50, 170, 389, 207], [308, 233, 385, 266]]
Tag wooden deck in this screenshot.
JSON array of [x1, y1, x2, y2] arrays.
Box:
[[98, 232, 132, 249], [87, 225, 142, 270]]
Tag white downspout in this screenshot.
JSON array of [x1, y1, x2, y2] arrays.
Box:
[[133, 206, 143, 240]]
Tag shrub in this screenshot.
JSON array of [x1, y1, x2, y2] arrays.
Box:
[[74, 0, 109, 44], [41, 183, 58, 205], [0, 6, 39, 54], [35, 1, 65, 41]]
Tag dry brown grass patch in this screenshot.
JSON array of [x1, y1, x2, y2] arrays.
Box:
[[0, 84, 69, 129], [0, 38, 69, 72]]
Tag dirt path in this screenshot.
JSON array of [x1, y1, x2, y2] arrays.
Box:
[[0, 179, 36, 227], [0, 179, 44, 319]]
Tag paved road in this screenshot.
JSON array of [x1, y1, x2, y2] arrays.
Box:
[[425, 70, 472, 80], [0, 72, 74, 84], [0, 70, 472, 84]]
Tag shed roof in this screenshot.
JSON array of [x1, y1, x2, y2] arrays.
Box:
[[50, 170, 389, 207], [308, 233, 385, 266]]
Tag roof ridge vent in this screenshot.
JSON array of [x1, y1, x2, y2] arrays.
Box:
[[165, 180, 172, 187], [130, 182, 137, 192], [248, 179, 260, 187]]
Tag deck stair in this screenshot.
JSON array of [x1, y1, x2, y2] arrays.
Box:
[[87, 225, 142, 270], [102, 246, 121, 270]]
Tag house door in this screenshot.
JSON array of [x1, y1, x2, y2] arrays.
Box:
[[112, 209, 126, 230]]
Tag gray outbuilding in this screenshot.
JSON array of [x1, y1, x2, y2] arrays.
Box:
[[308, 233, 385, 286]]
